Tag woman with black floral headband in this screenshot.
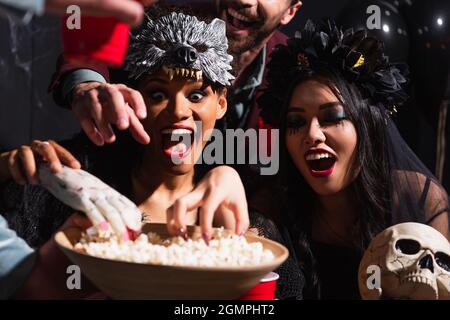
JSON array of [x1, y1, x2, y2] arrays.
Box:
[[251, 19, 450, 299]]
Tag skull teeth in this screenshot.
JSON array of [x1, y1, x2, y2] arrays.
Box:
[[162, 65, 202, 81], [195, 70, 202, 81], [401, 274, 437, 287]]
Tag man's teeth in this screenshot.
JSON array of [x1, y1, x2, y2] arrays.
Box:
[[161, 128, 192, 135], [306, 153, 335, 161], [228, 8, 258, 23]]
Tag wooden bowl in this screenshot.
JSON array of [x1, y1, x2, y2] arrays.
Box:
[[54, 223, 288, 300]]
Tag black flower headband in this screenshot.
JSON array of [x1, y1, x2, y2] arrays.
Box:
[[259, 19, 409, 126]]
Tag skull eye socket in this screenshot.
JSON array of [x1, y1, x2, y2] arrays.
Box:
[[395, 239, 421, 255], [436, 252, 450, 272]]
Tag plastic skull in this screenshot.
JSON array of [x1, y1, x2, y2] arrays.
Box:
[[358, 222, 450, 300]]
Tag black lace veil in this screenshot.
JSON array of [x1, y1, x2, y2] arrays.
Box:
[[386, 118, 450, 237]]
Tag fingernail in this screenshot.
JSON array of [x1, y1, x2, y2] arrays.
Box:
[[105, 135, 116, 144], [239, 232, 245, 237], [118, 118, 129, 128], [71, 161, 81, 169], [202, 232, 210, 245], [99, 221, 110, 231], [126, 227, 140, 241], [138, 110, 147, 118], [94, 134, 104, 146], [177, 228, 188, 240], [121, 231, 130, 241]]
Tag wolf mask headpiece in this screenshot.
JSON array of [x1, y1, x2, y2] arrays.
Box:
[[125, 12, 234, 86]]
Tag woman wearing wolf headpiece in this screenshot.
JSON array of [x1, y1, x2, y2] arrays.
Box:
[[0, 6, 250, 298]]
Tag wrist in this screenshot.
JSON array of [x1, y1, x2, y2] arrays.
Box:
[[69, 82, 102, 108], [62, 69, 107, 108]]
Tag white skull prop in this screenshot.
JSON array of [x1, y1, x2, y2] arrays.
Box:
[[358, 222, 450, 300]]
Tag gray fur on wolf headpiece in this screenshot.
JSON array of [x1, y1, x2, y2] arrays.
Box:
[[125, 12, 234, 86]]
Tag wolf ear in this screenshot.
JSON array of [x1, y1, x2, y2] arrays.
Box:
[[209, 18, 227, 36]]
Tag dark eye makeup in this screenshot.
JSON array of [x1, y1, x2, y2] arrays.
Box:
[[286, 115, 306, 135], [285, 105, 348, 135], [322, 110, 348, 123]]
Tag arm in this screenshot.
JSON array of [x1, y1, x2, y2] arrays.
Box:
[[49, 55, 110, 107], [0, 212, 98, 299], [0, 215, 36, 299], [0, 0, 150, 26], [424, 180, 450, 241], [0, 0, 44, 24], [392, 170, 450, 241], [49, 60, 149, 146], [14, 213, 97, 299], [45, 0, 159, 26]]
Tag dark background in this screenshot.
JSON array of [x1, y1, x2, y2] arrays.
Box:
[[0, 0, 351, 151], [0, 14, 80, 151], [0, 0, 448, 189]]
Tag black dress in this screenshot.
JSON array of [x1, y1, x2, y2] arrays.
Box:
[[310, 241, 361, 300], [249, 209, 362, 300], [249, 210, 305, 300]]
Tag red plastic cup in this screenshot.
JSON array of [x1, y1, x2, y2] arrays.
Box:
[[61, 16, 130, 68], [240, 272, 279, 300]]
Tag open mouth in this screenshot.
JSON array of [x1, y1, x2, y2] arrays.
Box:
[[162, 65, 202, 81], [305, 150, 337, 177], [161, 127, 195, 160], [225, 8, 260, 30]]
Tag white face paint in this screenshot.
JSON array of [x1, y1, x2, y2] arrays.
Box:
[[359, 222, 450, 300]]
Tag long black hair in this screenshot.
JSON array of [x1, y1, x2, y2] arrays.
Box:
[[275, 68, 392, 298], [258, 18, 450, 299]]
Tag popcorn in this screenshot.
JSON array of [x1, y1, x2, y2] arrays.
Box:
[[75, 228, 275, 267]]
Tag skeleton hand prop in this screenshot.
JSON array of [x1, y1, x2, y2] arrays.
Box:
[[358, 222, 450, 300], [38, 164, 142, 240]]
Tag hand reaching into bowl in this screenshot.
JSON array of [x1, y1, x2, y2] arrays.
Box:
[[38, 164, 143, 241], [0, 140, 142, 240], [0, 141, 250, 243], [167, 166, 249, 244]]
